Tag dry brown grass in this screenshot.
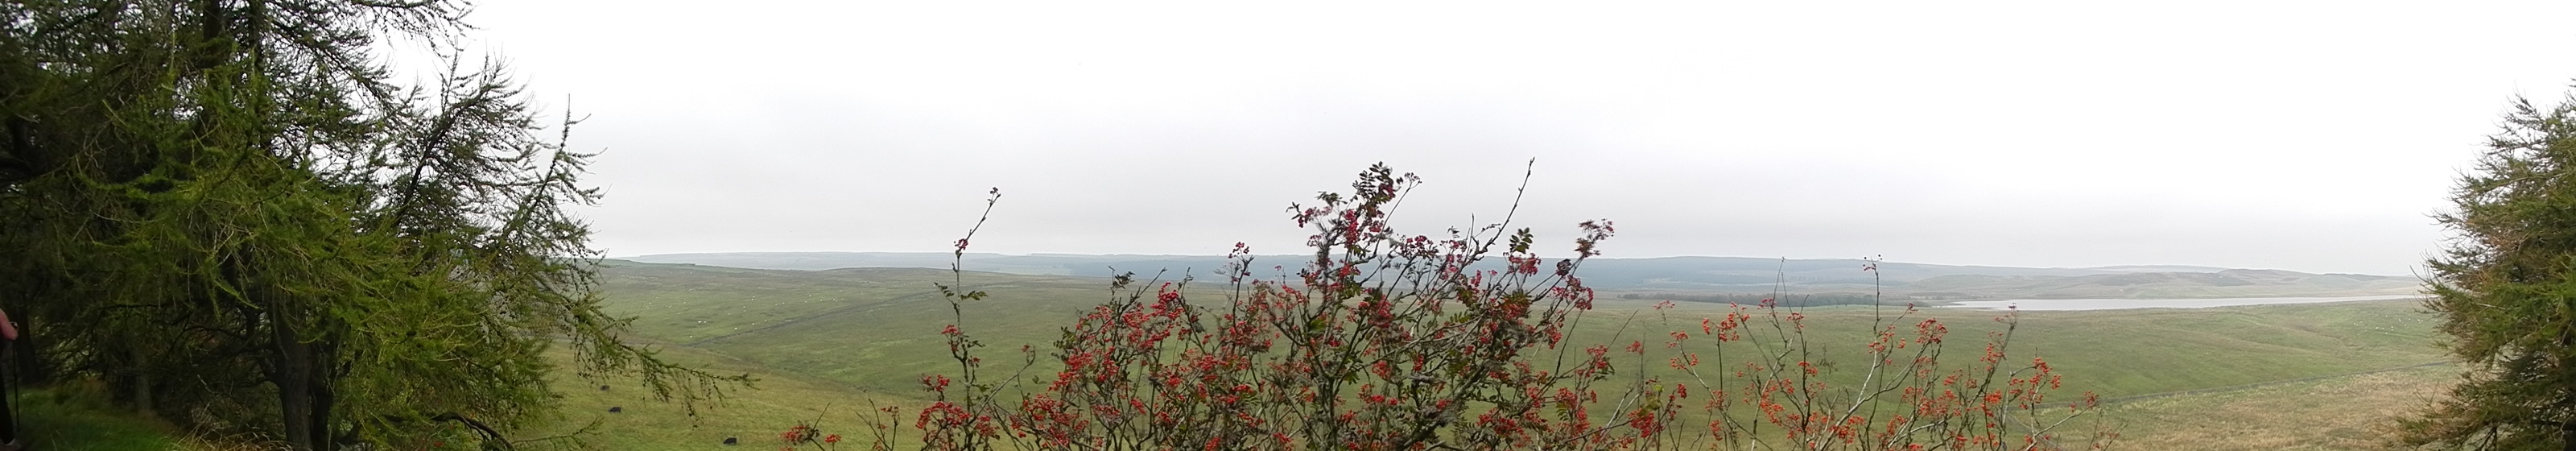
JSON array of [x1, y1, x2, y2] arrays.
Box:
[[2097, 366, 2451, 450]]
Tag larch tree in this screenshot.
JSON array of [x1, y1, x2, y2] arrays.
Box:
[[2413, 90, 2576, 451], [0, 1, 735, 449]]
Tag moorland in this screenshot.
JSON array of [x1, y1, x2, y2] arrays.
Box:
[[513, 255, 2438, 451]]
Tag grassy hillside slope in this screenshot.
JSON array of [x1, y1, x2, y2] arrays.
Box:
[[596, 260, 2442, 401], [529, 344, 915, 451], [2103, 365, 2450, 450], [618, 254, 2417, 297]]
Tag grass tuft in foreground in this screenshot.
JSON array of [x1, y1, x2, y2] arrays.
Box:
[[15, 383, 180, 451]]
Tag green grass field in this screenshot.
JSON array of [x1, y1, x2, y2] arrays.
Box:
[[553, 260, 2452, 449], [528, 344, 918, 451], [597, 261, 2442, 399], [16, 384, 184, 451], [2101, 365, 2451, 450]]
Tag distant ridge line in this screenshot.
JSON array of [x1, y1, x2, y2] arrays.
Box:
[[613, 251, 2364, 276], [609, 252, 2417, 299]]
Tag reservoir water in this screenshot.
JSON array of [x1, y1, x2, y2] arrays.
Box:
[[1938, 295, 2421, 311]]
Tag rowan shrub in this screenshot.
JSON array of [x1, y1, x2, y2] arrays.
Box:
[[805, 163, 2110, 451]]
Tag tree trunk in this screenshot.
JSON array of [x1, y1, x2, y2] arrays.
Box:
[[2562, 421, 2573, 451], [272, 316, 318, 451], [12, 317, 48, 387], [267, 300, 336, 451], [310, 338, 338, 449], [130, 346, 151, 416]]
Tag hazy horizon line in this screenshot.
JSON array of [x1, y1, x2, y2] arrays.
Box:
[[609, 250, 2408, 276]]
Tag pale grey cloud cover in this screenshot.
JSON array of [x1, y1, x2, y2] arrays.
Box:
[[451, 1, 2576, 275]]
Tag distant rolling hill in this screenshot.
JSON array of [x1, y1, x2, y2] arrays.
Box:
[[619, 252, 2420, 300], [1902, 269, 2419, 299], [582, 259, 2442, 415]]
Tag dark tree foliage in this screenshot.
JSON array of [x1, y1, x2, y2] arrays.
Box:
[[2413, 91, 2576, 451], [0, 1, 735, 449]]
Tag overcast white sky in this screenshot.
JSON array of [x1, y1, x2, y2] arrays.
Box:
[[455, 1, 2576, 275]]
